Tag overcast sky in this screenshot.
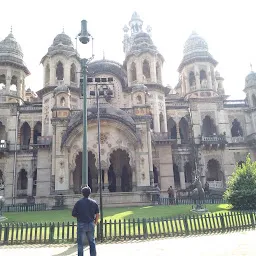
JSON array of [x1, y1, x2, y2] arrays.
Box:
[[1, 0, 255, 99]]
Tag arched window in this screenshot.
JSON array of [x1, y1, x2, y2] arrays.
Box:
[[179, 117, 189, 142], [10, 75, 18, 91], [0, 74, 6, 89], [189, 71, 196, 87], [156, 62, 161, 83], [202, 115, 217, 136], [56, 61, 64, 80], [17, 169, 28, 190], [60, 97, 66, 106], [167, 117, 177, 139], [231, 119, 243, 137], [206, 159, 223, 181], [131, 62, 137, 82], [45, 64, 50, 84], [252, 94, 256, 107], [0, 121, 7, 140], [143, 60, 151, 79], [70, 63, 76, 83], [200, 70, 207, 83], [33, 122, 42, 144], [159, 112, 165, 132], [136, 95, 142, 104], [20, 122, 31, 148]]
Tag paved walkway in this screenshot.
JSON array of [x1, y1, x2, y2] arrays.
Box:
[[1, 230, 256, 255]]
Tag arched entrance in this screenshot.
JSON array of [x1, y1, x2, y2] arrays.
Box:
[[109, 149, 132, 192], [202, 116, 217, 136], [73, 151, 98, 193], [173, 163, 180, 189]]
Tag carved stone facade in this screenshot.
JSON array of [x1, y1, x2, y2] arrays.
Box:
[[0, 13, 256, 204]]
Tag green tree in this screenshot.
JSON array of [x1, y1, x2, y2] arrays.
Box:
[[224, 155, 256, 210]]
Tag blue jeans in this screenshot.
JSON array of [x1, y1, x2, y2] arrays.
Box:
[[77, 222, 96, 256]]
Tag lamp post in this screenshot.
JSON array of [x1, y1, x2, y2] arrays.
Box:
[[89, 81, 113, 242], [78, 19, 93, 186]]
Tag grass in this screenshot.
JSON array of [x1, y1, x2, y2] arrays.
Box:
[[3, 204, 233, 223]]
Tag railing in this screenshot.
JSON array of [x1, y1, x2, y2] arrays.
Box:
[[230, 137, 245, 143], [157, 197, 226, 205], [201, 135, 226, 144], [152, 132, 176, 142], [1, 211, 256, 244], [3, 203, 47, 213], [208, 181, 223, 189], [36, 136, 52, 146], [19, 105, 42, 112]]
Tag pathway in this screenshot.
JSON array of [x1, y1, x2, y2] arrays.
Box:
[[1, 230, 256, 255]]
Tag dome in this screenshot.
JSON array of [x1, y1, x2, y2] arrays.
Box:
[[245, 71, 256, 88], [0, 32, 30, 75], [61, 104, 136, 146], [53, 32, 73, 47], [183, 32, 208, 55], [87, 59, 127, 88], [53, 84, 70, 95]]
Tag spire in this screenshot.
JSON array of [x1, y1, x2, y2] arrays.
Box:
[[250, 63, 253, 72], [129, 11, 143, 35], [62, 26, 65, 33], [10, 26, 12, 33], [103, 50, 105, 60]]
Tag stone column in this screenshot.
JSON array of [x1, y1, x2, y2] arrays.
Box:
[[207, 65, 212, 89], [194, 66, 200, 90], [179, 171, 186, 189], [103, 169, 109, 192], [27, 176, 33, 196], [176, 121, 181, 144], [132, 168, 137, 191]]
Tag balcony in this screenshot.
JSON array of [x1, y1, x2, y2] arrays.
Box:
[[152, 132, 176, 143], [201, 135, 227, 149], [230, 136, 245, 144], [35, 136, 52, 147], [0, 140, 9, 152]]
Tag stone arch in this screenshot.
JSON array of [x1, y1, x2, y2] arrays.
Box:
[[202, 115, 217, 136], [45, 64, 50, 84], [130, 62, 137, 82], [0, 121, 7, 140], [179, 117, 189, 142], [56, 61, 64, 80], [60, 97, 66, 107], [252, 94, 256, 107], [20, 122, 31, 148], [184, 162, 193, 183], [167, 117, 177, 139], [173, 163, 180, 188], [109, 149, 132, 192], [70, 63, 76, 83], [200, 70, 207, 83], [156, 62, 161, 82], [206, 159, 223, 181], [10, 75, 18, 91], [143, 59, 151, 79], [189, 71, 196, 87], [231, 119, 243, 137], [159, 112, 165, 132], [33, 121, 42, 144], [17, 169, 28, 191], [0, 74, 6, 89]]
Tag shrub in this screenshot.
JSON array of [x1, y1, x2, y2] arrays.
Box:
[[224, 155, 256, 210]]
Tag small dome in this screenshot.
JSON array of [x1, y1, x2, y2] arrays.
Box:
[[183, 32, 208, 56], [54, 84, 70, 95], [0, 32, 23, 60], [53, 32, 73, 47], [245, 71, 256, 88]]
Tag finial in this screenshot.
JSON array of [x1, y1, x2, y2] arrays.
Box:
[[62, 26, 65, 33], [250, 63, 253, 72], [10, 26, 12, 33], [103, 50, 105, 60]]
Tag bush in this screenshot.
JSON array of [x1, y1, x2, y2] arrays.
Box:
[[224, 155, 256, 210]]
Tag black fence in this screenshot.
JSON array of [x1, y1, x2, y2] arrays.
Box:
[[3, 203, 47, 212], [157, 197, 226, 205]]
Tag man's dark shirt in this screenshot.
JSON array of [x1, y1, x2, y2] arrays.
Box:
[[72, 197, 99, 223]]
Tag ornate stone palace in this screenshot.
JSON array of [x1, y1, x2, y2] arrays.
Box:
[[0, 12, 255, 205]]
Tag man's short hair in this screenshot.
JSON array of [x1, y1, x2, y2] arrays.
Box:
[[81, 186, 91, 197]]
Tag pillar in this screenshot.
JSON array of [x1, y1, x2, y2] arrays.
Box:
[[179, 171, 186, 189], [103, 169, 109, 192], [176, 121, 181, 144], [194, 66, 200, 90], [27, 176, 33, 196], [207, 65, 212, 89]]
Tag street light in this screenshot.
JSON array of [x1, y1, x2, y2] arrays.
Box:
[[78, 19, 94, 186], [89, 79, 113, 242]]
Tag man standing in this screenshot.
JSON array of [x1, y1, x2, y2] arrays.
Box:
[[167, 186, 175, 205], [72, 185, 99, 256]]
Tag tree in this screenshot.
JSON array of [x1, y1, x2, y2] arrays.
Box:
[[224, 155, 256, 210]]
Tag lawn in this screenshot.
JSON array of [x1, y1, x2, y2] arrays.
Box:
[[3, 204, 232, 223]]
